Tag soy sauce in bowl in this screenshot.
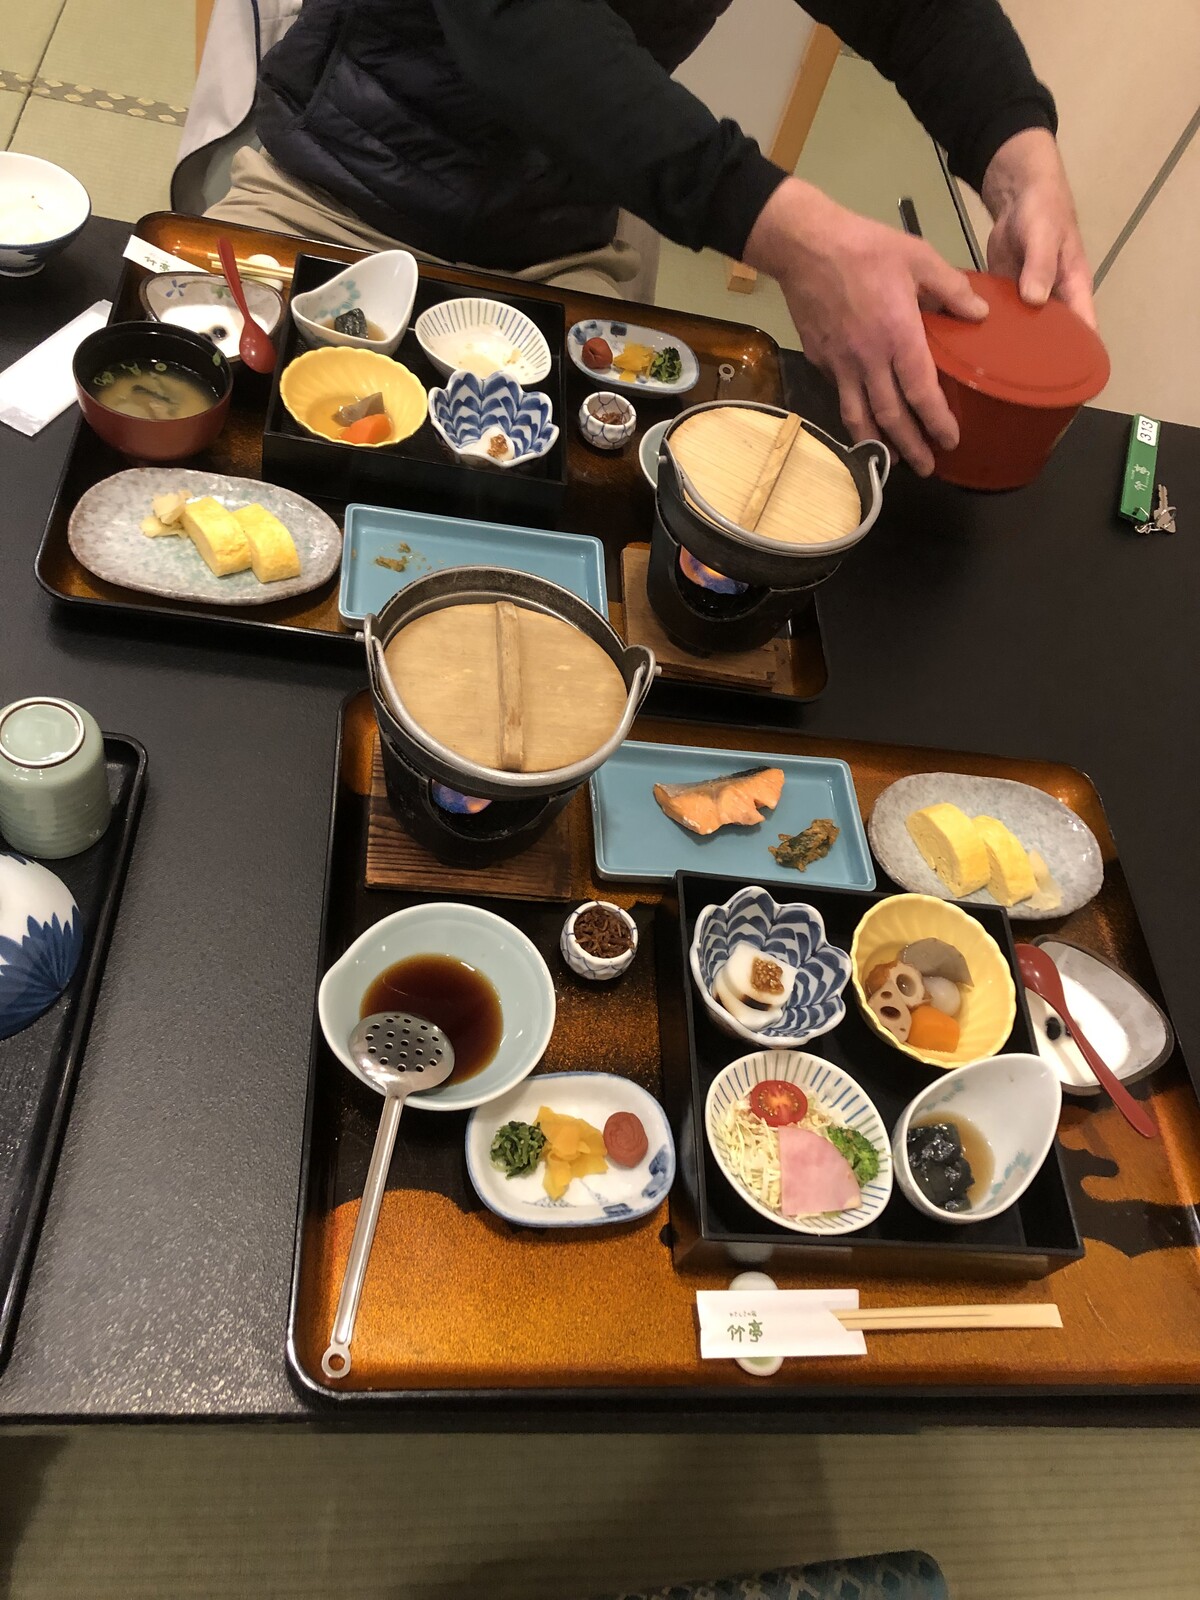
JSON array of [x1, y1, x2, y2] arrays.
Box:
[[360, 954, 502, 1085]]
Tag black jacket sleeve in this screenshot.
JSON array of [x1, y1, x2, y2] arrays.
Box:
[[433, 0, 1055, 259], [803, 0, 1057, 193]]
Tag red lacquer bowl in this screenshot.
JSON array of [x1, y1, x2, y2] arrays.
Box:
[[922, 273, 1110, 491], [73, 320, 233, 463]]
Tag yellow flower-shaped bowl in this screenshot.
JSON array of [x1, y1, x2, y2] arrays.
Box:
[[850, 893, 1017, 1069], [278, 347, 426, 447]]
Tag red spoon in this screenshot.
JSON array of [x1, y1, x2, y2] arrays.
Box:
[[1016, 943, 1158, 1139], [216, 236, 276, 374]]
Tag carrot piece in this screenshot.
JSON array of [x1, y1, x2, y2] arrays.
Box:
[[342, 413, 391, 444], [907, 1003, 961, 1053]]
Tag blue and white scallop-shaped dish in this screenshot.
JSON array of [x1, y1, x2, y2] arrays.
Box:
[[567, 318, 699, 396], [690, 884, 852, 1049], [428, 369, 559, 468], [465, 1072, 675, 1228], [0, 851, 84, 1040], [705, 1049, 893, 1236]]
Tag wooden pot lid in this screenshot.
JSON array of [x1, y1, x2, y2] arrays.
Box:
[[383, 600, 628, 774], [668, 406, 861, 547]]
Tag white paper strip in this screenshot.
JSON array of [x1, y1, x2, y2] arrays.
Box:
[[0, 300, 112, 437], [123, 235, 206, 277], [696, 1289, 866, 1360]]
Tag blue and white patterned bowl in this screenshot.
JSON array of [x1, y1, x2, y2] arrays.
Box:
[[706, 1050, 893, 1236], [892, 1052, 1061, 1225], [0, 851, 83, 1039], [560, 901, 638, 981], [415, 297, 551, 385], [578, 391, 636, 451], [0, 154, 90, 278], [690, 884, 851, 1049], [465, 1071, 675, 1227], [428, 369, 558, 469]]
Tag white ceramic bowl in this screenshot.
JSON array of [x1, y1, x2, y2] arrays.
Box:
[[638, 418, 670, 486], [705, 1049, 893, 1236], [317, 902, 556, 1110], [414, 297, 551, 384], [892, 1052, 1062, 1225], [290, 250, 419, 356], [139, 271, 284, 366], [560, 901, 638, 981], [578, 391, 636, 451], [0, 154, 91, 277]]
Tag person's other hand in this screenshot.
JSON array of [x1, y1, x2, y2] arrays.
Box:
[[982, 127, 1095, 328], [744, 177, 986, 476]]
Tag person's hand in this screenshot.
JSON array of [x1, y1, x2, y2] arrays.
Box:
[[744, 177, 987, 476], [982, 127, 1095, 328]]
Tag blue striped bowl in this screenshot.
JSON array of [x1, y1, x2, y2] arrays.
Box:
[[428, 369, 558, 469], [705, 1049, 893, 1235], [690, 884, 851, 1049], [415, 297, 551, 385]]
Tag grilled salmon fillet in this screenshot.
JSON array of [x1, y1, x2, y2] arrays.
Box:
[[652, 765, 785, 836]]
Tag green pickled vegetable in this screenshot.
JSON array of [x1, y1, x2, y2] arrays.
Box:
[[825, 1126, 880, 1186], [490, 1119, 547, 1179], [649, 346, 682, 384]]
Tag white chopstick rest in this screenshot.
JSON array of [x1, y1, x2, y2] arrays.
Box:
[[0, 300, 112, 437]]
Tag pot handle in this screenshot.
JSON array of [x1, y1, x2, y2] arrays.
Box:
[[365, 618, 412, 732]]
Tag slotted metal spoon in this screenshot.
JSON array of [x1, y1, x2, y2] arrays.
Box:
[[321, 1011, 454, 1380]]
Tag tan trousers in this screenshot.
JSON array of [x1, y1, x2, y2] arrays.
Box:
[[206, 147, 646, 299]]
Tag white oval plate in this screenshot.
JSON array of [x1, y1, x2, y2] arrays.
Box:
[[705, 1050, 893, 1236], [567, 318, 699, 396], [868, 771, 1103, 920], [68, 467, 342, 606], [465, 1072, 675, 1227]]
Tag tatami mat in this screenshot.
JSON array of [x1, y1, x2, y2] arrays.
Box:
[[1, 1425, 1199, 1600], [37, 0, 193, 110], [0, 87, 26, 146], [0, 0, 67, 80], [8, 96, 181, 222]]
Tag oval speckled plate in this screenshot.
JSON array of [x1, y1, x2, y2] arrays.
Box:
[[868, 771, 1103, 920], [68, 468, 342, 606]]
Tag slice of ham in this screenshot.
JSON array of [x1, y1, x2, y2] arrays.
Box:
[[778, 1125, 861, 1217]]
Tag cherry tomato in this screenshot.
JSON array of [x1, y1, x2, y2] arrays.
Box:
[[747, 1079, 808, 1127], [342, 413, 391, 444]]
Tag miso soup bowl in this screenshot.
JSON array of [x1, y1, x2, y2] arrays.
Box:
[[73, 320, 233, 463], [318, 901, 556, 1111], [892, 1052, 1062, 1226]]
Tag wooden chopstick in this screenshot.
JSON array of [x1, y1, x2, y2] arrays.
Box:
[[740, 410, 802, 531], [202, 251, 294, 285], [834, 1304, 1062, 1332]]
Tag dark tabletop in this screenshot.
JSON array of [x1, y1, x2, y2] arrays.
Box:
[[0, 216, 1196, 1424]]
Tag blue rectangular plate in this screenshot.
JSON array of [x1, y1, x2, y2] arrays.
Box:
[[590, 740, 876, 891], [339, 504, 608, 625]]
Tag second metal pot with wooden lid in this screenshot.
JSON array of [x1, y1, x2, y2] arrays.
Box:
[[656, 401, 889, 590]]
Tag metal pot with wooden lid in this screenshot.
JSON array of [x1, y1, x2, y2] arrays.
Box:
[[365, 568, 655, 863], [656, 401, 888, 590]]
